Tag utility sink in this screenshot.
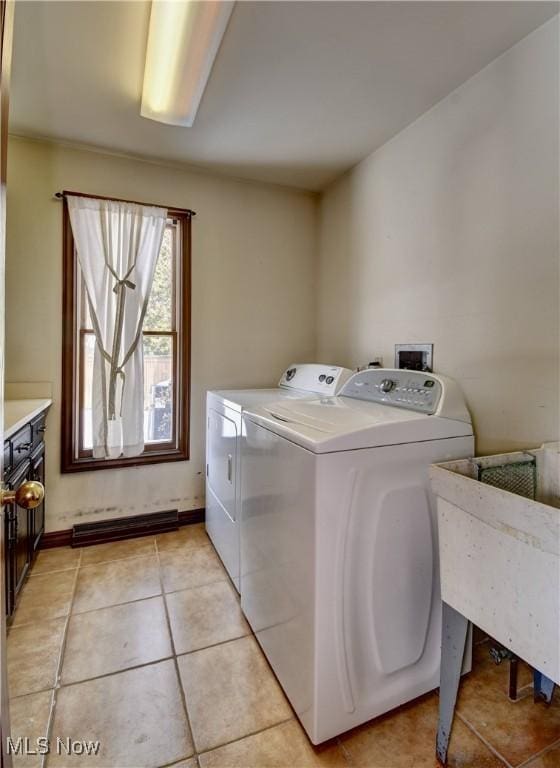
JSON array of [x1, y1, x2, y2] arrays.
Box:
[[430, 443, 560, 685]]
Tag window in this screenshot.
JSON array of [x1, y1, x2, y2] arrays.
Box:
[[61, 196, 192, 472]]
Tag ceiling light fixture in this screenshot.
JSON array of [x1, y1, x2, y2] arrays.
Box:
[[141, 0, 235, 127]]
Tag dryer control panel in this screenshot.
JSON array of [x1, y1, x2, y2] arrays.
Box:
[[279, 364, 352, 396], [340, 368, 442, 414]]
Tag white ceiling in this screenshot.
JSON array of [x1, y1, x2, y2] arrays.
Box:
[[10, 1, 559, 191]]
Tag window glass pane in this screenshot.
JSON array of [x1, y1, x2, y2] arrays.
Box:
[[143, 335, 174, 443], [144, 225, 174, 332], [81, 334, 174, 450], [78, 261, 93, 330], [83, 290, 93, 331], [82, 332, 95, 451]]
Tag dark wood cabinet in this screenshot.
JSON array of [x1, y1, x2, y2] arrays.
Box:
[[9, 459, 32, 604], [4, 408, 48, 617], [4, 498, 16, 617], [30, 443, 45, 555]]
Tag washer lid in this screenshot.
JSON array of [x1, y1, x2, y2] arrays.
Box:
[[207, 388, 304, 413], [207, 364, 353, 412], [244, 396, 473, 453]]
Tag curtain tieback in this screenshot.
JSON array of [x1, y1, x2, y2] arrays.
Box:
[[108, 366, 127, 420], [115, 365, 126, 419], [113, 278, 136, 294]]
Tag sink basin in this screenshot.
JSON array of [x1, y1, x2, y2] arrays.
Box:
[[430, 443, 560, 685]]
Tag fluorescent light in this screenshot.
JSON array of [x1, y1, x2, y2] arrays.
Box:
[[141, 0, 235, 127]]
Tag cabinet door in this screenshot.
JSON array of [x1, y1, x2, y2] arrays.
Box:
[[7, 460, 32, 602], [4, 510, 15, 616], [29, 445, 45, 555]]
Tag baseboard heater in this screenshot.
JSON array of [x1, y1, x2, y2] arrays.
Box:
[[72, 509, 179, 547]]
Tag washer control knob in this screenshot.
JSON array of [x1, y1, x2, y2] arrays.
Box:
[[325, 376, 334, 385], [286, 368, 296, 381], [318, 374, 326, 382], [380, 378, 395, 393]]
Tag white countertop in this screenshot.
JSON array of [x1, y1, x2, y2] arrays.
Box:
[[4, 399, 53, 440]]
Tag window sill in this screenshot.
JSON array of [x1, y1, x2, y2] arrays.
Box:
[[61, 447, 189, 473]]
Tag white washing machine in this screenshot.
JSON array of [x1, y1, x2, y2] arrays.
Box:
[[240, 367, 474, 743], [205, 364, 352, 590]]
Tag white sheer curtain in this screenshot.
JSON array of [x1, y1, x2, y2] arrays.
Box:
[[67, 195, 167, 458]]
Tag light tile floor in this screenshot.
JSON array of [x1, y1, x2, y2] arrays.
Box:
[[6, 525, 560, 768]]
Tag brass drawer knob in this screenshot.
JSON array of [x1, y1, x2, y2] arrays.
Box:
[[0, 481, 45, 509]]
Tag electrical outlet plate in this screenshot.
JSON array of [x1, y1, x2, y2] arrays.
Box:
[[394, 343, 433, 371]]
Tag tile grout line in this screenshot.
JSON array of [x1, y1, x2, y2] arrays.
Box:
[[77, 549, 161, 570], [164, 575, 228, 598], [14, 538, 347, 767], [16, 618, 250, 695], [17, 536, 560, 768], [27, 565, 79, 579], [16, 535, 351, 765], [8, 591, 159, 629], [60, 589, 162, 619], [20, 569, 227, 626], [41, 546, 83, 768], [10, 684, 58, 701], [170, 540, 342, 762], [27, 544, 159, 580], [49, 654, 177, 690], [159, 758, 200, 768], [196, 717, 355, 766], [515, 737, 560, 768], [195, 716, 296, 760], [10, 537, 238, 764], [154, 536, 297, 762], [23, 539, 223, 607], [154, 536, 199, 764], [179, 629, 251, 656], [455, 710, 514, 768], [336, 737, 357, 767], [12, 550, 241, 687]]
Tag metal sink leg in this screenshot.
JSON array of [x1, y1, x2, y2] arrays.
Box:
[[436, 602, 469, 766], [534, 670, 556, 704]]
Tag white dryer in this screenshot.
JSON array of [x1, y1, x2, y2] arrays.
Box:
[[205, 364, 352, 590], [240, 368, 474, 743]]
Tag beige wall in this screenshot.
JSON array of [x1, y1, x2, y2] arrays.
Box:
[[6, 19, 559, 532], [317, 19, 559, 454], [6, 138, 318, 531]]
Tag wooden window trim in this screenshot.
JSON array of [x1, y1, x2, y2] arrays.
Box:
[[61, 197, 192, 473]]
